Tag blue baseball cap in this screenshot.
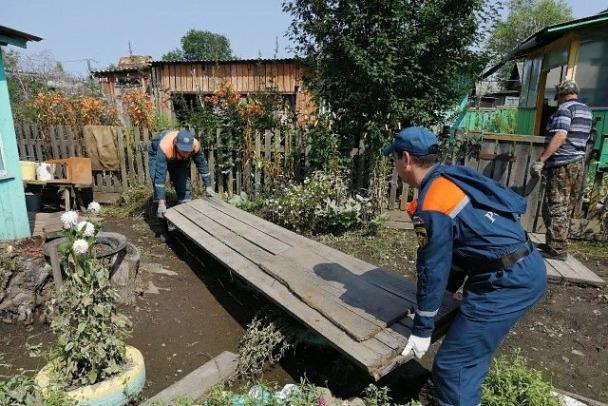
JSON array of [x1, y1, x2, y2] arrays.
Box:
[[382, 126, 439, 156], [176, 130, 195, 152]]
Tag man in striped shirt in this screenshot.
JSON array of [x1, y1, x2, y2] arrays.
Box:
[[530, 79, 593, 260]]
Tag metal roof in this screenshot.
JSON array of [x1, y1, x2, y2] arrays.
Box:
[[0, 25, 42, 48], [480, 12, 608, 79], [151, 57, 299, 65], [92, 57, 302, 76]]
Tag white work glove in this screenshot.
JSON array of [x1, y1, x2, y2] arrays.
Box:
[[156, 203, 167, 218], [529, 161, 544, 178], [205, 186, 215, 197], [402, 334, 431, 359]]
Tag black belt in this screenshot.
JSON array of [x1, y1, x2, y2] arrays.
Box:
[[464, 240, 534, 275]]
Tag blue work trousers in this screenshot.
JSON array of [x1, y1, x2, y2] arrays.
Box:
[[432, 250, 547, 406], [167, 160, 192, 203]]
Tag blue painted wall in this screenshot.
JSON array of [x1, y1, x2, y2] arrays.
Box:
[[0, 47, 30, 240]]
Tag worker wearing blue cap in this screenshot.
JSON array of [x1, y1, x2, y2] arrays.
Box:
[[148, 129, 214, 219], [383, 127, 546, 406]]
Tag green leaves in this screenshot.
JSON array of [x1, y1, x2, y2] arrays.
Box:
[[284, 0, 499, 166], [162, 30, 234, 61]]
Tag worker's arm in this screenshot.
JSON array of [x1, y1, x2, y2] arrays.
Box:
[[538, 131, 567, 162], [191, 149, 213, 188], [539, 107, 572, 162], [411, 209, 454, 338]]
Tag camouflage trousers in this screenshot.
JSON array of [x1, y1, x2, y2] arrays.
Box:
[[542, 160, 585, 255]]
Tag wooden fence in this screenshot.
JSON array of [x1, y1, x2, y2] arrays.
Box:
[[15, 123, 403, 207], [14, 123, 606, 235]]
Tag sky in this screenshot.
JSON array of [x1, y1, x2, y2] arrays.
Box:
[[3, 0, 608, 77]]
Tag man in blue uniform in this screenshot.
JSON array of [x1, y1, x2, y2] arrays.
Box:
[[383, 127, 547, 406], [148, 129, 214, 219]]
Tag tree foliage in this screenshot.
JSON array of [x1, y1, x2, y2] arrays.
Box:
[[162, 29, 234, 61], [487, 0, 573, 80], [283, 0, 500, 156]]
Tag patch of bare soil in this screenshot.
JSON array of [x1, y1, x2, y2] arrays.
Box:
[[1, 217, 606, 404]]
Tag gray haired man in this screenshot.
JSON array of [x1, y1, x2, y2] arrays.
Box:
[[530, 79, 593, 260]]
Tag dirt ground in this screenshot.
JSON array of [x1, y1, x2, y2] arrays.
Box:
[[1, 214, 607, 404]]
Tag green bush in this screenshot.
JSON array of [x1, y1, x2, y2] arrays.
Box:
[[261, 171, 371, 234], [482, 351, 563, 406]]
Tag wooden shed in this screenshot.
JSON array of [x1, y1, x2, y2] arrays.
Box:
[[93, 58, 315, 127], [0, 25, 42, 240]]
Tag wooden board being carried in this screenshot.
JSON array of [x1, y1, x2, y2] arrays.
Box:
[[164, 198, 461, 380], [260, 247, 413, 342]]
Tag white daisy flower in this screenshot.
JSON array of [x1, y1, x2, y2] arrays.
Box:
[[77, 221, 96, 237], [72, 239, 90, 255], [87, 201, 101, 214], [61, 211, 79, 229]]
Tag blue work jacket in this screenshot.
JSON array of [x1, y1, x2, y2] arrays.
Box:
[[408, 164, 529, 337], [148, 130, 212, 201]]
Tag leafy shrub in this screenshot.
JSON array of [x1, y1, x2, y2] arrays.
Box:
[[45, 205, 132, 389], [482, 350, 563, 406], [262, 171, 371, 234], [228, 192, 265, 213], [0, 353, 74, 406]]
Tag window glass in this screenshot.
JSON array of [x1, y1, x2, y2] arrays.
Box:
[[520, 57, 542, 108], [576, 31, 608, 106]]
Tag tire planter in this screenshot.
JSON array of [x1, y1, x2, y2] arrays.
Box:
[[43, 232, 128, 259], [35, 346, 146, 406]]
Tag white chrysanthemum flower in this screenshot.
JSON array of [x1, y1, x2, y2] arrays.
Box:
[[72, 239, 89, 255], [77, 221, 96, 237], [87, 201, 101, 214], [61, 211, 79, 229]]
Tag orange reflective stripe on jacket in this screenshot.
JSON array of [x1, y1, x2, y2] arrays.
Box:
[[421, 176, 468, 217]]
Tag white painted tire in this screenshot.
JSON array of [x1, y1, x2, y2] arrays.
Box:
[[36, 346, 146, 406]]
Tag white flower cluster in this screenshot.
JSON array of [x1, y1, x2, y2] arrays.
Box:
[[87, 201, 101, 214], [77, 221, 96, 237], [61, 211, 79, 229], [72, 239, 90, 255]]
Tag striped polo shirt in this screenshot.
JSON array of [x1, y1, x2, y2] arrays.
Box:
[[545, 99, 593, 168]]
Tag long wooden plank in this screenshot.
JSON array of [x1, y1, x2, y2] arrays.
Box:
[[260, 246, 413, 342], [189, 199, 290, 255], [164, 209, 396, 374], [198, 198, 460, 322], [174, 205, 273, 264]]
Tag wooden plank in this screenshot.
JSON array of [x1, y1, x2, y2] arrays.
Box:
[[164, 209, 388, 373], [260, 246, 413, 342], [264, 130, 271, 190], [199, 199, 458, 322], [491, 141, 512, 185], [520, 142, 544, 231], [116, 127, 129, 191], [189, 199, 290, 255], [134, 129, 145, 185], [33, 124, 45, 161], [126, 129, 136, 187], [174, 204, 273, 264], [49, 126, 60, 159], [558, 254, 606, 286], [477, 138, 496, 178], [254, 130, 261, 197], [141, 351, 238, 406], [142, 128, 151, 185]]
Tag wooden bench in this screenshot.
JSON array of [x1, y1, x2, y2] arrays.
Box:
[[164, 198, 460, 380]]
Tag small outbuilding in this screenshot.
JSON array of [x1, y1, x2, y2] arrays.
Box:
[[0, 25, 42, 240]]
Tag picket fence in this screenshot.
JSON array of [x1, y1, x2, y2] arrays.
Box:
[[15, 123, 606, 235]]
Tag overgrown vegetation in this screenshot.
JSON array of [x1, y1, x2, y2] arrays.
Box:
[[259, 171, 373, 235], [482, 350, 563, 406], [0, 353, 75, 406]]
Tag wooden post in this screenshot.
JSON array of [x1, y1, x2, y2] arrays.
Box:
[[116, 127, 129, 192], [217, 128, 224, 196], [254, 130, 261, 197], [264, 130, 271, 191], [49, 247, 63, 289], [388, 166, 398, 210], [142, 128, 151, 185]]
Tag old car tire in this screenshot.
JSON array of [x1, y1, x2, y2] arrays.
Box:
[[35, 345, 145, 406]]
